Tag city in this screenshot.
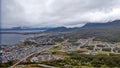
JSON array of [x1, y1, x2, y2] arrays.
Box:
[[1, 32, 120, 68], [1, 0, 120, 68]]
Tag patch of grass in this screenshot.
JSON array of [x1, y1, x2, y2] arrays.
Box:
[[96, 52, 110, 55], [50, 46, 62, 51]]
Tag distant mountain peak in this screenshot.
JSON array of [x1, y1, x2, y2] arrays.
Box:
[[109, 20, 120, 23], [82, 20, 120, 28], [46, 27, 69, 32], [12, 26, 30, 29]]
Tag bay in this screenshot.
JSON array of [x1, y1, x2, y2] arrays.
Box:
[[0, 30, 42, 45]]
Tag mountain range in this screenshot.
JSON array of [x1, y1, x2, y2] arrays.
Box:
[[82, 20, 120, 29], [46, 20, 120, 32], [46, 20, 120, 43], [1, 27, 52, 31], [1, 20, 120, 31], [1, 20, 120, 42]]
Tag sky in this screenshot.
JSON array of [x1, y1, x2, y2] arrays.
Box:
[[1, 0, 120, 28]]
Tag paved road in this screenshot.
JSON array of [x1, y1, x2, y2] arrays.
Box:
[[9, 45, 55, 68], [77, 37, 95, 50], [38, 64, 59, 68]]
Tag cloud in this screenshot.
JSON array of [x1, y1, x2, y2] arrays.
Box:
[[1, 0, 120, 28]]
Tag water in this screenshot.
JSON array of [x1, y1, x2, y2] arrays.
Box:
[[0, 34, 31, 45], [1, 30, 43, 33], [0, 30, 42, 45]]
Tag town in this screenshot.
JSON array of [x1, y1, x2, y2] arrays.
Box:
[[1, 33, 120, 68]]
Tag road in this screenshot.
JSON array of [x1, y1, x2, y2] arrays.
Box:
[[37, 64, 59, 68], [77, 37, 95, 50], [8, 45, 56, 68]]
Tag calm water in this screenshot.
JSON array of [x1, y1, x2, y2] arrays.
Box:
[[0, 34, 31, 45], [0, 30, 42, 45]]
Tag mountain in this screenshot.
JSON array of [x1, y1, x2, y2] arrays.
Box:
[[45, 20, 120, 42], [74, 20, 120, 42], [1, 26, 52, 31], [82, 20, 120, 29], [46, 27, 80, 32], [46, 27, 68, 32], [46, 20, 120, 32], [109, 20, 120, 23]]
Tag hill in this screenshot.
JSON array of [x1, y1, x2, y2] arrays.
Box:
[[46, 27, 79, 32], [82, 20, 120, 29], [46, 20, 120, 42], [1, 26, 52, 31]]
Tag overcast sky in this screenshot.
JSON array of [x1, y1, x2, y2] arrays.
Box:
[[1, 0, 120, 28]]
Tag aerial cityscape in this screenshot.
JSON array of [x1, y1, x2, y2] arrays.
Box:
[[1, 0, 120, 68]]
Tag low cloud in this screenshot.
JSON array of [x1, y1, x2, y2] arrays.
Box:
[[1, 0, 120, 28]]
